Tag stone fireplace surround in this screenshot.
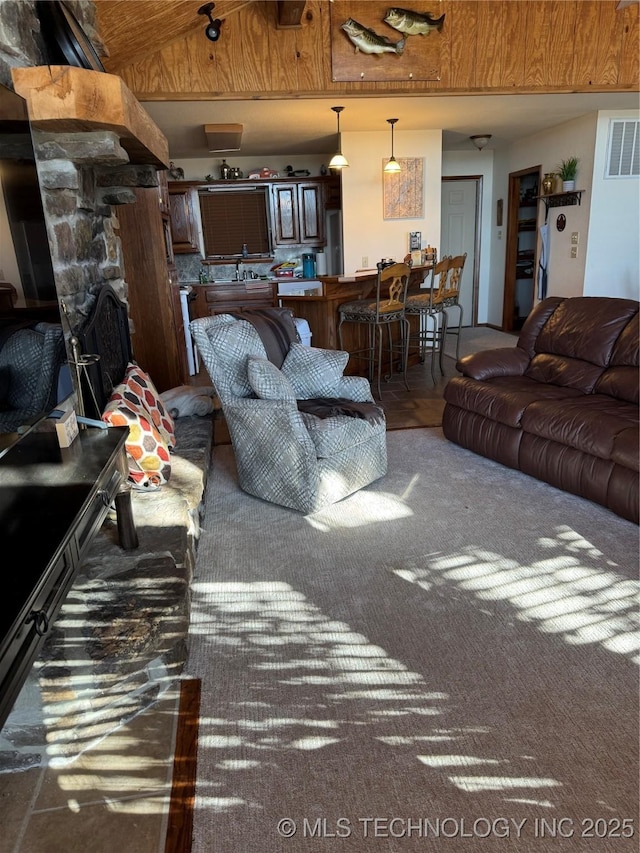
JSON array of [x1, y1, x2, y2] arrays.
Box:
[[0, 35, 210, 767], [12, 63, 168, 337]]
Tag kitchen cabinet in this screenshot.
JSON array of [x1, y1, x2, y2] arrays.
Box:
[[191, 281, 277, 319], [168, 177, 336, 257], [271, 182, 325, 247], [118, 172, 189, 391], [168, 184, 204, 255]]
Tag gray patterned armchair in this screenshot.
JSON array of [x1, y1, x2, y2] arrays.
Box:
[[189, 311, 387, 513], [0, 321, 66, 433]]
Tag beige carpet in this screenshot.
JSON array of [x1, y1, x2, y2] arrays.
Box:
[[186, 428, 639, 852]]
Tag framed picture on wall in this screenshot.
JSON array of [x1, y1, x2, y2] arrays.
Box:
[[383, 157, 424, 219]]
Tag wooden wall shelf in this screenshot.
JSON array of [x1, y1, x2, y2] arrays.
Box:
[[537, 190, 585, 211]]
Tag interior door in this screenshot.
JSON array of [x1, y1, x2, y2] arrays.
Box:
[[502, 167, 540, 331], [440, 178, 480, 326]]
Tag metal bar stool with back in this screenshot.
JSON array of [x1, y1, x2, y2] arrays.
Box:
[[441, 252, 468, 361], [405, 254, 452, 383], [338, 261, 411, 399]]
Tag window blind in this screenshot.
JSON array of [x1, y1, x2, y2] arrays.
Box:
[[199, 189, 271, 256]]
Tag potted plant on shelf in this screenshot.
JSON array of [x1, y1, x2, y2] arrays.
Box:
[[557, 156, 579, 192]]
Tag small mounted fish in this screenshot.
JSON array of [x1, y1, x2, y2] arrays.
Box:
[[384, 8, 445, 36], [341, 18, 405, 55]]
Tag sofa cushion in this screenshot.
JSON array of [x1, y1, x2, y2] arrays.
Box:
[[611, 426, 640, 472], [594, 365, 639, 405], [443, 375, 583, 428], [521, 394, 639, 462], [282, 343, 349, 399], [524, 353, 605, 393], [609, 310, 639, 367], [533, 296, 639, 367], [247, 357, 296, 402]]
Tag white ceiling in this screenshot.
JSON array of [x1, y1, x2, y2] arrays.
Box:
[[142, 91, 640, 160]]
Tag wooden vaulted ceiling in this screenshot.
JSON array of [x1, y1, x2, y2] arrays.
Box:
[[94, 1, 306, 72]]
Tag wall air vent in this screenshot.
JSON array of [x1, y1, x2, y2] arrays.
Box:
[[606, 119, 639, 178], [204, 123, 243, 152]]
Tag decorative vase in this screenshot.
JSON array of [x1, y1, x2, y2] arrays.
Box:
[[562, 179, 575, 192], [542, 173, 556, 195]]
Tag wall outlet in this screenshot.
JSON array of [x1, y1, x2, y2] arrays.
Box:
[[361, 256, 368, 268], [571, 232, 579, 244], [570, 245, 578, 259]]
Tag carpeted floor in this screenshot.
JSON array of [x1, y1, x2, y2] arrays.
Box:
[[186, 428, 639, 852]]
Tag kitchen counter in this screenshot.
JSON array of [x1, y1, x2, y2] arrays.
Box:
[[185, 267, 432, 380], [278, 266, 433, 374]]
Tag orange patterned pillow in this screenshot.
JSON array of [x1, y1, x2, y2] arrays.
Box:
[[102, 363, 174, 489], [122, 363, 176, 449]]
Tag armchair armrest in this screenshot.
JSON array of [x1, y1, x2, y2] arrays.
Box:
[[335, 375, 375, 403], [457, 347, 530, 381], [224, 397, 316, 454]]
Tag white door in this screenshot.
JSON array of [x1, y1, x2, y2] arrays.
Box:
[[440, 179, 478, 326]]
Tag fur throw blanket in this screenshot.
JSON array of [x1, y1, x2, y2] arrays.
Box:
[[160, 385, 217, 418]]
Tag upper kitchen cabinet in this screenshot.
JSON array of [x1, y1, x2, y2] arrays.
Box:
[[167, 176, 338, 258], [169, 184, 204, 255], [271, 181, 325, 247]]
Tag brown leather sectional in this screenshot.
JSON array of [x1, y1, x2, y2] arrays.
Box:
[[443, 296, 639, 523]]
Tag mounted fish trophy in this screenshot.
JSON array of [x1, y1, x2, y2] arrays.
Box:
[[330, 1, 444, 82]]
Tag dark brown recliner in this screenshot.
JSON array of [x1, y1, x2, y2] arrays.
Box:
[[443, 296, 639, 523]]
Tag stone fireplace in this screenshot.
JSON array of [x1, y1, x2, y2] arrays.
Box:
[[11, 63, 169, 394], [0, 11, 204, 771]]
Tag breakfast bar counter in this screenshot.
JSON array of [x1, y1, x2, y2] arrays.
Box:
[[279, 266, 432, 375]]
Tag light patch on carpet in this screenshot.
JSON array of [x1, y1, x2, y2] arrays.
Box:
[[449, 775, 562, 793], [305, 489, 415, 531], [392, 530, 640, 663], [418, 754, 504, 768]]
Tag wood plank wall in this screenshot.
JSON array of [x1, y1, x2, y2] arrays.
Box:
[[110, 1, 639, 101]]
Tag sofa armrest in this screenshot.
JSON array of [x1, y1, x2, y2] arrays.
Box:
[[457, 347, 531, 380]]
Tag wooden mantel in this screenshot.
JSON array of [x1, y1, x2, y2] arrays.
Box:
[[11, 65, 168, 168]]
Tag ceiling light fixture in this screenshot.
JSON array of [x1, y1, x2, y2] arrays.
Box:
[[328, 106, 349, 169], [470, 134, 492, 151], [198, 2, 223, 42], [384, 118, 401, 173]]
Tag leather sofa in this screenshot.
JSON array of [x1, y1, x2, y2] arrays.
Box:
[[443, 296, 639, 523]]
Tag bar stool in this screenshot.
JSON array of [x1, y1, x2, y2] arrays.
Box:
[[338, 261, 411, 399], [442, 252, 467, 361], [405, 255, 451, 383]]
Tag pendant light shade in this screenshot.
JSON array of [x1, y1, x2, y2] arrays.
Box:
[[384, 118, 401, 173], [329, 106, 349, 169]]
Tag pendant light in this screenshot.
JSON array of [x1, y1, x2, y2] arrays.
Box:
[[328, 106, 349, 169], [384, 118, 401, 173]]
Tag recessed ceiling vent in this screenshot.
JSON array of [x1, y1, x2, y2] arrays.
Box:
[[204, 123, 243, 152], [606, 119, 639, 178]]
